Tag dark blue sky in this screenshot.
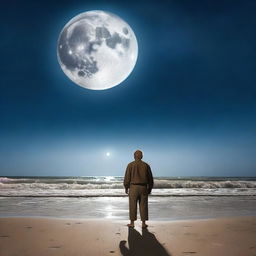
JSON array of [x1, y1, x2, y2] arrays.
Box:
[[1, 0, 256, 176]]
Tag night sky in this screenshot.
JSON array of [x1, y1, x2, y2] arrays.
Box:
[[1, 0, 256, 177]]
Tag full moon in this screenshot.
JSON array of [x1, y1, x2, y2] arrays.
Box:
[[57, 10, 138, 90]]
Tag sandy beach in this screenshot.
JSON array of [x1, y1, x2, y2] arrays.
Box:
[[0, 216, 255, 256]]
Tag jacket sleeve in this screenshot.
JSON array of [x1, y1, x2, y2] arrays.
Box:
[[147, 165, 154, 191], [123, 164, 131, 189]]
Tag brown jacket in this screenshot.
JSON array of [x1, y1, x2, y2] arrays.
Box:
[[124, 159, 154, 191]]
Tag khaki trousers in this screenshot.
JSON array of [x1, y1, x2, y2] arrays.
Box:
[[129, 184, 148, 221]]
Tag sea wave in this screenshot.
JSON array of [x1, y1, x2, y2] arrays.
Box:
[[0, 176, 256, 197], [0, 188, 255, 197], [0, 177, 256, 189], [0, 177, 14, 183]]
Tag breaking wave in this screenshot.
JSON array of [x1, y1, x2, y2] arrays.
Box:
[[0, 176, 256, 197]]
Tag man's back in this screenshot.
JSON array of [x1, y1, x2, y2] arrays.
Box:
[[124, 159, 154, 191]]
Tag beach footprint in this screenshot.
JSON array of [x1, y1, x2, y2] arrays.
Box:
[[48, 246, 62, 249]]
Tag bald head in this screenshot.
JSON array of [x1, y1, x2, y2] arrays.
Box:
[[134, 150, 143, 160]]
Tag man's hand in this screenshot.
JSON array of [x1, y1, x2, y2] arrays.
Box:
[[147, 188, 152, 194], [125, 188, 129, 194]]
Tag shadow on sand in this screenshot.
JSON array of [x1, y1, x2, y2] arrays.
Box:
[[119, 227, 171, 256]]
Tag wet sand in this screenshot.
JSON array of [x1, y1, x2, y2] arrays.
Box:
[[0, 216, 256, 256]]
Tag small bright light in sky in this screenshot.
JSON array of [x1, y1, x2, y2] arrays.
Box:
[[106, 152, 110, 157]]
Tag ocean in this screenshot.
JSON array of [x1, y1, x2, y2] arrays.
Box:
[[0, 176, 256, 220]]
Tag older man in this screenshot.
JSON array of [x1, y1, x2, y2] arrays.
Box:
[[123, 150, 154, 228]]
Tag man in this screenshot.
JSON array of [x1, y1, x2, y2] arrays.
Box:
[[123, 150, 154, 228]]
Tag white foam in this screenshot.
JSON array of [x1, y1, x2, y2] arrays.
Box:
[[0, 177, 255, 197]]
